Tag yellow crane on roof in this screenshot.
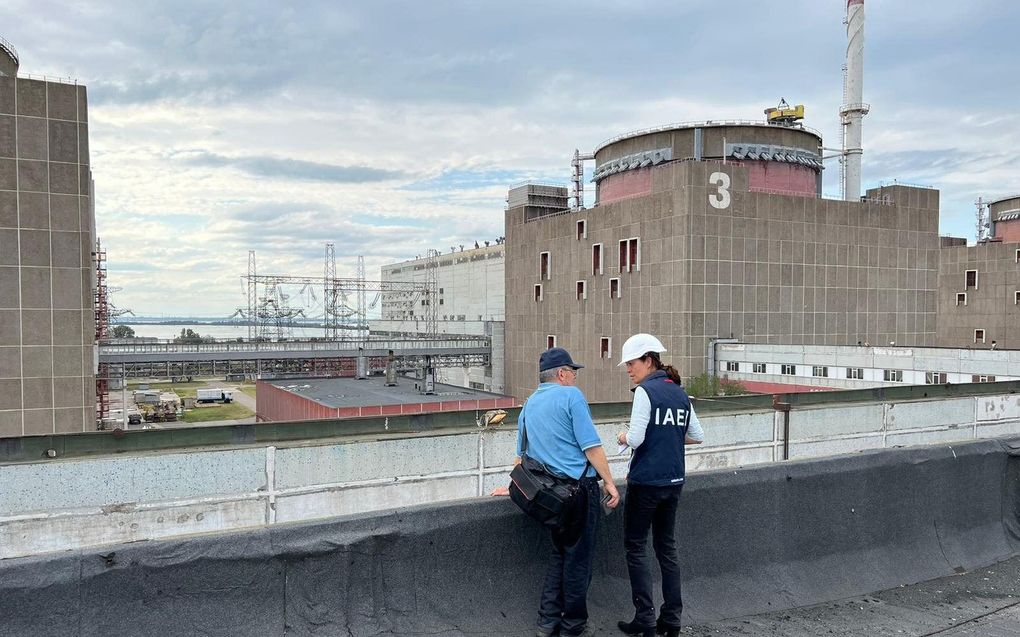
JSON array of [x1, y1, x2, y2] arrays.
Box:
[[765, 99, 805, 126]]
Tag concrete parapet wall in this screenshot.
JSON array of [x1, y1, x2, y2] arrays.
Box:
[[1, 439, 1017, 635], [1, 392, 1019, 560]]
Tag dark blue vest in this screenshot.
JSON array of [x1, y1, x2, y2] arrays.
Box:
[[628, 370, 691, 487]]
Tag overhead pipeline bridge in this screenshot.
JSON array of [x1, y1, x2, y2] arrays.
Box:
[[97, 336, 491, 379]]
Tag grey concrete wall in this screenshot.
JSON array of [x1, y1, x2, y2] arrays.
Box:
[[937, 241, 1020, 349], [0, 438, 1016, 635], [1, 391, 1018, 560], [0, 75, 95, 436]]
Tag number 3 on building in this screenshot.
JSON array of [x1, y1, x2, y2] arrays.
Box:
[[709, 172, 731, 209]]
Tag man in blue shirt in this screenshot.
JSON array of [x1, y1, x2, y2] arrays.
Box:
[[517, 347, 620, 637]]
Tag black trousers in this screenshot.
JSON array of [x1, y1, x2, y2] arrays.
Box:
[[623, 483, 684, 629], [537, 478, 601, 636]]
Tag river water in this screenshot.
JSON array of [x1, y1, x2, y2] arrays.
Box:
[[124, 324, 339, 341]]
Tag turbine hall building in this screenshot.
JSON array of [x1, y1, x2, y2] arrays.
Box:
[[504, 120, 940, 403]]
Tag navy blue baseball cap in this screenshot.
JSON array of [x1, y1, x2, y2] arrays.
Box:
[[539, 347, 585, 372]]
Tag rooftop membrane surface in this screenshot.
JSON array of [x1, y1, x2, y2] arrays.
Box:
[[686, 554, 1020, 636]]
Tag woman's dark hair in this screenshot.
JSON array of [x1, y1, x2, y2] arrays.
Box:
[[643, 352, 683, 385]]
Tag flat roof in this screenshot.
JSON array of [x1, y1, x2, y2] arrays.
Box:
[[593, 119, 822, 155], [266, 375, 507, 408], [988, 193, 1020, 206]]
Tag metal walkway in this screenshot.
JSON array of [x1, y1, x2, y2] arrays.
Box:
[[98, 337, 491, 378]]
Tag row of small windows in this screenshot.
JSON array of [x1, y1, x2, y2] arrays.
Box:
[[546, 335, 613, 359], [955, 291, 1020, 305], [535, 279, 622, 302], [539, 238, 640, 280], [726, 362, 997, 383]]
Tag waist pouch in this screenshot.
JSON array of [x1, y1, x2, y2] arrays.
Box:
[[509, 455, 579, 529]]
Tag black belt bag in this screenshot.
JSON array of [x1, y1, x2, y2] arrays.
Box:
[[509, 455, 580, 528], [507, 409, 592, 534]]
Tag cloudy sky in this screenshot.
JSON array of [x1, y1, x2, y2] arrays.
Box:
[[5, 0, 1019, 317]]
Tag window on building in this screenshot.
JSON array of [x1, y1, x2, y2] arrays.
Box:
[[1016, 249, 1019, 263], [812, 366, 829, 378], [534, 284, 543, 302], [576, 280, 587, 300], [600, 337, 611, 359], [925, 372, 948, 384], [539, 252, 551, 280], [592, 244, 603, 275], [965, 269, 978, 289], [547, 335, 556, 349], [752, 363, 766, 374], [726, 361, 739, 372], [974, 329, 985, 343], [439, 298, 444, 305], [971, 374, 996, 383], [956, 293, 966, 306], [577, 219, 587, 240], [618, 237, 641, 273], [883, 369, 903, 382], [610, 277, 621, 299], [439, 288, 444, 294], [1015, 291, 1020, 305], [421, 299, 427, 306], [846, 368, 864, 379], [780, 364, 796, 375]]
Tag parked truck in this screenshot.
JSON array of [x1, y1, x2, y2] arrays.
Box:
[[196, 388, 235, 404]]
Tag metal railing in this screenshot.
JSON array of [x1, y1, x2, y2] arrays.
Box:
[[986, 193, 1020, 206], [878, 179, 937, 190], [594, 119, 823, 155], [507, 180, 568, 190], [0, 36, 18, 67], [99, 337, 490, 356], [15, 72, 80, 86]]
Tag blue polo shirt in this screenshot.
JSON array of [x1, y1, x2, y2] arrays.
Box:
[[516, 383, 601, 480]]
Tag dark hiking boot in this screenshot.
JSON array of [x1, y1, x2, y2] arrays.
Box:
[[655, 618, 681, 637], [617, 619, 656, 636]]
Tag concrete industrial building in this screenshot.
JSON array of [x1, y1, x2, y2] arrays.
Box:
[[376, 242, 505, 393], [256, 375, 514, 422], [935, 195, 1020, 350], [936, 241, 1020, 350], [504, 120, 940, 403], [379, 242, 504, 324], [715, 342, 1019, 393], [0, 39, 97, 436]]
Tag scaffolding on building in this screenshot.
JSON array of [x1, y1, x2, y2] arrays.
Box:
[[94, 239, 110, 427]]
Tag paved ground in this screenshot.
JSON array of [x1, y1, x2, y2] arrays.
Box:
[[203, 379, 257, 412], [685, 554, 1020, 636]]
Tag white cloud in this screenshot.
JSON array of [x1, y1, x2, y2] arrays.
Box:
[[5, 0, 1019, 315]]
